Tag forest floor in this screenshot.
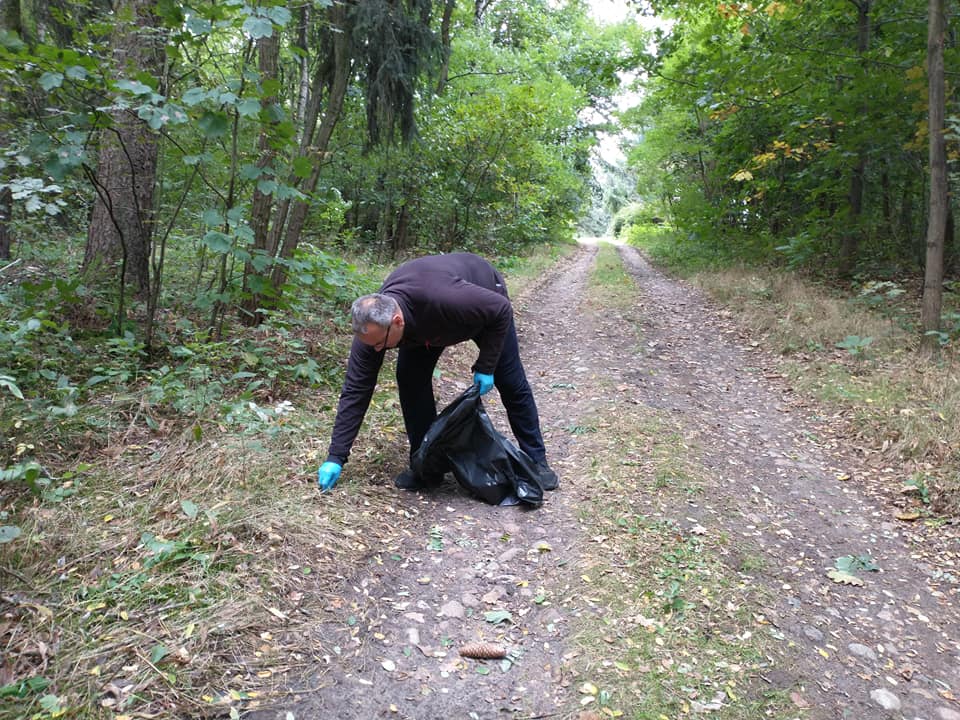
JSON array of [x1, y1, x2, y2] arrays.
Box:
[[246, 241, 960, 720]]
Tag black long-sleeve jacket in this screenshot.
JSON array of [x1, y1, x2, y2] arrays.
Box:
[[325, 253, 512, 465]]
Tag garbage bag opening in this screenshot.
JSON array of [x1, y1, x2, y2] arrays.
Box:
[[411, 384, 544, 507]]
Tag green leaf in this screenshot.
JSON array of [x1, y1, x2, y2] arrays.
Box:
[[239, 163, 264, 180], [834, 555, 878, 572], [250, 251, 274, 272], [201, 208, 224, 226], [292, 156, 313, 178], [476, 666, 490, 675], [0, 526, 22, 544], [265, 7, 292, 26], [180, 500, 199, 519], [256, 179, 278, 195], [65, 65, 88, 81], [39, 72, 63, 91], [242, 16, 273, 39], [137, 105, 168, 130], [201, 231, 233, 253], [0, 29, 26, 52], [155, 0, 184, 24], [0, 675, 50, 697], [197, 111, 229, 139], [185, 16, 212, 35], [483, 609, 513, 625], [38, 695, 61, 713], [0, 375, 24, 399], [236, 98, 262, 117], [181, 86, 209, 106], [114, 79, 154, 96], [150, 644, 170, 664]]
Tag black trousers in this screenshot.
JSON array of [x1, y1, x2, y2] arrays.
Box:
[[396, 315, 547, 467]]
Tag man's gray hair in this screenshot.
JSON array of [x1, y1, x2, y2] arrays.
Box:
[[351, 293, 399, 334]]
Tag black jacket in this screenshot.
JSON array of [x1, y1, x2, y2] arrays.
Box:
[[326, 253, 512, 465]]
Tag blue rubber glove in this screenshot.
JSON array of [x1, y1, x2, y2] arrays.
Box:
[[317, 461, 342, 492], [473, 372, 494, 395]]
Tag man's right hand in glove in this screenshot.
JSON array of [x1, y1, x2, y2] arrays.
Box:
[[317, 461, 342, 492]]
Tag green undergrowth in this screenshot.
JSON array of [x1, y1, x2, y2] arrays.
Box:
[[566, 402, 796, 720], [628, 229, 960, 513]]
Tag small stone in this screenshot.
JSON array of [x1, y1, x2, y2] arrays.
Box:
[[501, 522, 520, 536], [937, 707, 960, 720], [482, 588, 503, 605], [406, 627, 420, 645], [461, 593, 479, 608], [802, 626, 824, 642], [848, 643, 878, 662], [439, 600, 465, 619], [869, 688, 901, 711], [498, 547, 521, 563]]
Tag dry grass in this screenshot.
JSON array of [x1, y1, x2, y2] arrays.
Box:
[[0, 384, 411, 719], [695, 269, 904, 353], [690, 267, 960, 511]]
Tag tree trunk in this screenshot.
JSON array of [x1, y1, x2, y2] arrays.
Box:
[[82, 0, 162, 297], [268, 0, 353, 293], [921, 0, 947, 352], [839, 0, 871, 276], [0, 186, 11, 260], [239, 31, 281, 325], [435, 0, 455, 94]]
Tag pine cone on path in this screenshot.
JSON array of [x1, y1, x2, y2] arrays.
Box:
[[458, 642, 507, 659]]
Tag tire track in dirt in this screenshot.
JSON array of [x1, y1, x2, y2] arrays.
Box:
[[616, 245, 960, 720], [249, 245, 604, 719]]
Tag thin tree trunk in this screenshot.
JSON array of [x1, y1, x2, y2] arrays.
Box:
[[921, 0, 947, 351], [435, 0, 455, 94], [269, 1, 353, 292], [839, 0, 871, 276], [0, 186, 11, 260], [82, 0, 162, 297], [240, 31, 280, 324]]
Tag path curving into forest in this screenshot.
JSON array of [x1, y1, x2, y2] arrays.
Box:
[[250, 242, 959, 719]]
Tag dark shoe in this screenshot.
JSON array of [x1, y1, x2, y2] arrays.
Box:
[[394, 469, 443, 491], [536, 462, 558, 491]]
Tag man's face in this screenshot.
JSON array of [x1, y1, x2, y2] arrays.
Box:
[[359, 320, 397, 351]]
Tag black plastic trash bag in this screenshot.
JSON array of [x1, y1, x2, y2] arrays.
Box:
[[411, 384, 544, 507]]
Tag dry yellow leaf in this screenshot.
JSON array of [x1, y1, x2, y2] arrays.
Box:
[[826, 568, 864, 586]]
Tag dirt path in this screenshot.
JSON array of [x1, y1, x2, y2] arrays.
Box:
[[615, 245, 960, 720], [251, 243, 960, 719]]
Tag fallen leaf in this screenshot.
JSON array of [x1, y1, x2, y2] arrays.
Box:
[[895, 510, 921, 521], [484, 609, 513, 625], [826, 568, 864, 586]]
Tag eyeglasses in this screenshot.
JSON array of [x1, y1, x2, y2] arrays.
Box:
[[374, 322, 393, 352]]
